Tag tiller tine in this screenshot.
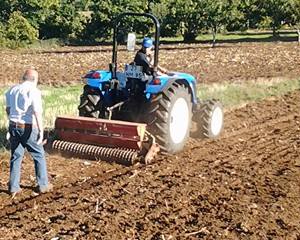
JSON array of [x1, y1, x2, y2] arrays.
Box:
[[50, 116, 159, 165]]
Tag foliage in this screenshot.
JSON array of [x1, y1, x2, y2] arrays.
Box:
[[0, 0, 60, 28], [149, 0, 171, 37], [164, 0, 206, 42], [6, 11, 38, 48], [173, 0, 204, 42], [83, 0, 147, 42], [287, 0, 300, 43], [1, 0, 300, 47], [39, 0, 87, 40], [0, 23, 8, 47], [259, 0, 290, 34], [0, 0, 11, 22], [288, 0, 300, 27], [237, 0, 264, 29], [203, 0, 241, 45]]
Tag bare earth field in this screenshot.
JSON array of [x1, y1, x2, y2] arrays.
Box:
[[0, 42, 300, 239], [0, 42, 299, 86]]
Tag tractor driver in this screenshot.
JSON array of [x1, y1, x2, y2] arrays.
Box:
[[134, 37, 170, 76]]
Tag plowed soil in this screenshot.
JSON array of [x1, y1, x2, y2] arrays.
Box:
[[0, 89, 299, 239], [0, 42, 300, 239], [0, 42, 299, 86]]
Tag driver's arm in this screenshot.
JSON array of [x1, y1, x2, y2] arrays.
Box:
[[158, 65, 169, 74], [149, 53, 170, 75]]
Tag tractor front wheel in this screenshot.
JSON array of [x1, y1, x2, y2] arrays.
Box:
[[191, 99, 224, 139]]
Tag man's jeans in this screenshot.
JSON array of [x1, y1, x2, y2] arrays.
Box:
[[8, 125, 49, 193]]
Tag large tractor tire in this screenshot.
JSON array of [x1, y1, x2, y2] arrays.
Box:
[[78, 85, 102, 118], [147, 82, 192, 153], [191, 99, 224, 139]]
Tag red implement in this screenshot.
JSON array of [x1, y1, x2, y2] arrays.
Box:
[[51, 116, 159, 164], [55, 116, 146, 150]]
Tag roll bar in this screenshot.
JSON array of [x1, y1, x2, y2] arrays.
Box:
[[111, 12, 160, 79]]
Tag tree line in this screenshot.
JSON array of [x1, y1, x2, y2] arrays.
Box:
[[0, 0, 299, 48]]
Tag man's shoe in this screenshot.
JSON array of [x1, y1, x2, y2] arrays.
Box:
[[39, 183, 53, 194], [10, 189, 22, 199]]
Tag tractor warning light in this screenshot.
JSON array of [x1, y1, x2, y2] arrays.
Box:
[[91, 72, 101, 79], [84, 71, 101, 79], [151, 78, 161, 85]]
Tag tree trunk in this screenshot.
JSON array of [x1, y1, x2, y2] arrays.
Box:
[[272, 26, 281, 38], [183, 32, 197, 43], [272, 26, 276, 37], [212, 26, 217, 48], [297, 29, 300, 46]]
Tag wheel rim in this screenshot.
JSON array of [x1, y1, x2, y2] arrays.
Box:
[[211, 106, 223, 136], [170, 98, 189, 144]]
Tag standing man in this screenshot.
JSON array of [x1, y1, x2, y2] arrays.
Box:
[[5, 68, 52, 197]]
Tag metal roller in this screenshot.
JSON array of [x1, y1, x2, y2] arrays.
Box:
[[52, 140, 139, 165], [49, 116, 160, 165]]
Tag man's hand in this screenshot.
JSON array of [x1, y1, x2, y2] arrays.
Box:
[[37, 131, 44, 145], [6, 132, 10, 141], [34, 111, 44, 145], [6, 107, 10, 116]]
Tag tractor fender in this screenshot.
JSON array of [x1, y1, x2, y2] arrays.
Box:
[[146, 77, 197, 104]]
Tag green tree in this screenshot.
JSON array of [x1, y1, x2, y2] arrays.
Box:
[[75, 0, 92, 10], [85, 0, 147, 42], [162, 0, 205, 41], [287, 0, 300, 44], [149, 0, 172, 38], [4, 0, 60, 28], [6, 11, 38, 47], [260, 0, 290, 35], [203, 0, 240, 47], [236, 0, 263, 29], [84, 1, 119, 42], [0, 0, 11, 22], [39, 0, 87, 40]]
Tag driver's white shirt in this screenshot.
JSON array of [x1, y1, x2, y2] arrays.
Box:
[[5, 81, 43, 125]]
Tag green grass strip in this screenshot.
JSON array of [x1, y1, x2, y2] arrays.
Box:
[[0, 77, 299, 150], [0, 84, 82, 151], [0, 84, 82, 129], [197, 77, 300, 109], [1, 78, 300, 128], [160, 31, 298, 42]]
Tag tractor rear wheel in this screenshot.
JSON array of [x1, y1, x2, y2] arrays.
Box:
[[78, 85, 102, 118], [147, 82, 192, 153], [191, 99, 224, 139]]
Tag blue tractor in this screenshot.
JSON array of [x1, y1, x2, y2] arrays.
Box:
[[77, 12, 224, 156]]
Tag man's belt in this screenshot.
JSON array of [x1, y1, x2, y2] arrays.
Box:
[[9, 121, 34, 129]]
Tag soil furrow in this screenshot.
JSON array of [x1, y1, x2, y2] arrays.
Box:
[[0, 92, 299, 238]]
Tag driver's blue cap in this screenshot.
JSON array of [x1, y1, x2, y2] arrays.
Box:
[[142, 37, 153, 48]]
